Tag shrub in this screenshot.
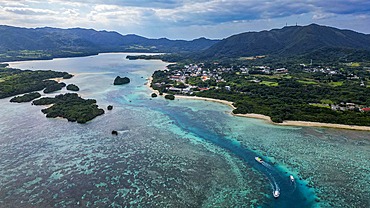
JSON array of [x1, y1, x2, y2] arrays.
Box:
[[165, 94, 175, 100]]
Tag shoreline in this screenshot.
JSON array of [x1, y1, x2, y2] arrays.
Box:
[[3, 52, 166, 65], [127, 58, 173, 63], [232, 113, 370, 131], [174, 95, 236, 109], [147, 77, 370, 131]]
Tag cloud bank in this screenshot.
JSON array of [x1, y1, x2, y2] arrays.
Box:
[[0, 0, 369, 39]]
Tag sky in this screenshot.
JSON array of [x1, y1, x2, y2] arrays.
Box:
[[0, 0, 369, 40]]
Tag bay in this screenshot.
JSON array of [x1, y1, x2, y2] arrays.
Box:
[[0, 53, 369, 207]]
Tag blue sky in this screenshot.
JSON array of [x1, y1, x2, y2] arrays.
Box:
[[0, 0, 369, 39]]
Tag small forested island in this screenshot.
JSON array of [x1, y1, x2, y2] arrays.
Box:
[[151, 93, 157, 98], [33, 93, 105, 123], [0, 66, 104, 124], [113, 76, 130, 85], [0, 67, 73, 98], [44, 82, 66, 93], [66, 84, 80, 91], [10, 92, 41, 103]]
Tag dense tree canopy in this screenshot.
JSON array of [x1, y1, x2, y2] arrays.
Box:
[[33, 93, 104, 124], [66, 84, 79, 91], [0, 67, 72, 99], [113, 76, 130, 85], [10, 92, 41, 103]]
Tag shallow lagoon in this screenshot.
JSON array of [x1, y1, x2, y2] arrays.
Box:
[[0, 53, 369, 207]]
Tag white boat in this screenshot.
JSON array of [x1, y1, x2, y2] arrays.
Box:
[[290, 175, 294, 182], [255, 157, 263, 163], [274, 190, 280, 198]]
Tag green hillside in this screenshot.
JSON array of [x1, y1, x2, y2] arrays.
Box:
[[199, 24, 370, 60], [0, 25, 218, 62]]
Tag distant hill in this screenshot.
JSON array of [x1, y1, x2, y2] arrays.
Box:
[[32, 27, 218, 53], [199, 24, 370, 59], [2, 24, 370, 63], [0, 25, 218, 62]]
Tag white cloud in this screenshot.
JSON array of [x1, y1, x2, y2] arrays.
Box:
[[87, 11, 98, 21], [47, 0, 86, 7], [1, 1, 27, 7], [313, 13, 336, 20], [0, 0, 368, 39], [3, 7, 59, 15], [62, 9, 80, 17], [86, 8, 150, 26], [94, 4, 119, 12]]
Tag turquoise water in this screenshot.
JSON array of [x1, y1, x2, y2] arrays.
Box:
[[0, 53, 369, 207]]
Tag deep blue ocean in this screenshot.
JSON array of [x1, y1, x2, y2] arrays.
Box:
[[0, 53, 369, 207]]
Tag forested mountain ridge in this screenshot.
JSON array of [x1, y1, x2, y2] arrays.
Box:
[[33, 27, 218, 52], [199, 24, 370, 59], [2, 24, 370, 63], [0, 25, 218, 62]]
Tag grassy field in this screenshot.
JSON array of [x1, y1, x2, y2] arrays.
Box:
[[260, 81, 278, 86], [127, 45, 150, 50], [252, 74, 282, 79], [330, 81, 344, 86], [343, 62, 360, 67], [309, 104, 331, 109], [238, 55, 265, 60], [297, 80, 318, 84]]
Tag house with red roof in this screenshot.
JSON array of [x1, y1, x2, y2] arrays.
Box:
[[360, 108, 370, 112]]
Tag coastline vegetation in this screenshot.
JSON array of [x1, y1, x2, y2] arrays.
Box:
[[0, 66, 104, 124], [32, 97, 56, 105], [44, 82, 66, 93], [127, 54, 185, 63], [10, 92, 41, 103], [63, 74, 73, 79], [0, 50, 98, 63], [165, 94, 175, 100], [149, 57, 370, 126], [0, 67, 72, 98]]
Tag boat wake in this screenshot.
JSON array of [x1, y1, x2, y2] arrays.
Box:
[[266, 171, 280, 198], [261, 161, 275, 171], [255, 157, 281, 198], [291, 180, 296, 193], [274, 181, 280, 197], [122, 95, 130, 102]]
